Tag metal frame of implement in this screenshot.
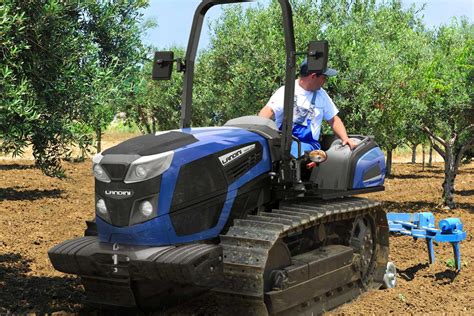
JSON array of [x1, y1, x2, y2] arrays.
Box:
[[387, 212, 466, 271]]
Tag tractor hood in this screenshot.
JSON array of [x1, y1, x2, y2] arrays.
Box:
[[94, 127, 266, 183], [93, 127, 273, 245]]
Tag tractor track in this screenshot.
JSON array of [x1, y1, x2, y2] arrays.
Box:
[[217, 197, 387, 314]]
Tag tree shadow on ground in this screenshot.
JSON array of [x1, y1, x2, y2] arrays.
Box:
[[0, 164, 36, 171], [397, 263, 429, 281], [388, 173, 443, 180], [382, 201, 474, 213], [382, 201, 439, 212], [455, 189, 474, 197], [427, 166, 473, 175], [0, 188, 63, 201], [459, 165, 474, 174], [0, 253, 84, 314]]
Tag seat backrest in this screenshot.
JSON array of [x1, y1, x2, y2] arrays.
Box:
[[224, 115, 279, 131]]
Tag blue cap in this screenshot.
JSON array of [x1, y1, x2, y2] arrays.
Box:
[[300, 58, 338, 77]]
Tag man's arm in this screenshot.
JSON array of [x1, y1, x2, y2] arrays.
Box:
[[258, 105, 275, 120], [327, 115, 358, 150]]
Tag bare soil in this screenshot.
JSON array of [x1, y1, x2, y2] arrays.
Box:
[[0, 154, 472, 314]]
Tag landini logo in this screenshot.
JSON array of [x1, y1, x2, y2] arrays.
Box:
[[219, 144, 256, 167], [104, 189, 134, 199]]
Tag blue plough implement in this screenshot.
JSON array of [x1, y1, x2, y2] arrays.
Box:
[[387, 212, 467, 271]]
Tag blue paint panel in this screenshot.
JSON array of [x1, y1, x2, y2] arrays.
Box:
[[352, 147, 386, 189], [96, 127, 272, 246]]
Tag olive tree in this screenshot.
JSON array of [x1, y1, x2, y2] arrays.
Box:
[[420, 20, 473, 208], [122, 47, 184, 133], [0, 0, 149, 176]]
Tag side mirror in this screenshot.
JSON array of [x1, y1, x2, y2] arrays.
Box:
[[152, 51, 174, 80], [307, 41, 328, 74]]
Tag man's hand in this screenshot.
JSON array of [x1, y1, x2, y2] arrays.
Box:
[[342, 138, 358, 150], [328, 116, 358, 150]]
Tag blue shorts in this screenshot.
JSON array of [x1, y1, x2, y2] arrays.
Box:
[[291, 119, 320, 157], [291, 140, 320, 157]]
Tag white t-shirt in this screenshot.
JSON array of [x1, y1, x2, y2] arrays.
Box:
[[266, 80, 339, 141]]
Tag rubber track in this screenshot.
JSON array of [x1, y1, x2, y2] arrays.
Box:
[[217, 197, 381, 298]]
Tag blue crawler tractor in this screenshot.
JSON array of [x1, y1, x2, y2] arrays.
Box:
[[48, 1, 390, 314]]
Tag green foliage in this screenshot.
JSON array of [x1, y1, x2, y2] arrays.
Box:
[[193, 2, 287, 126], [1, 1, 90, 176], [0, 0, 148, 176], [445, 258, 456, 269], [417, 18, 473, 207], [106, 119, 140, 134], [398, 293, 407, 303], [122, 47, 185, 133], [421, 19, 473, 144]]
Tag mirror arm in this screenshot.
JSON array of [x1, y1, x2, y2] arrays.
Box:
[[176, 58, 186, 72]]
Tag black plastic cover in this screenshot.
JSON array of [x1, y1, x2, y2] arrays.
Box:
[[170, 153, 228, 236], [102, 132, 198, 156], [170, 196, 226, 236], [224, 173, 271, 231], [169, 142, 264, 236], [96, 175, 161, 227], [171, 154, 228, 208]]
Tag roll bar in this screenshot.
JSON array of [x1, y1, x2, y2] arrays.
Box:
[[153, 0, 327, 183], [181, 0, 296, 175]]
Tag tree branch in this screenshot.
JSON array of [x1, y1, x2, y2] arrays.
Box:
[[450, 132, 457, 145], [429, 137, 446, 159], [464, 124, 474, 132], [422, 126, 447, 147]]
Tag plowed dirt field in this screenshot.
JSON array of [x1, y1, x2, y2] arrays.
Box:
[[1, 154, 472, 314]]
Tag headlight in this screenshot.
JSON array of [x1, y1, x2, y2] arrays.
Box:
[[139, 200, 153, 217], [96, 198, 108, 215], [130, 195, 159, 226], [124, 151, 174, 183], [92, 153, 111, 183], [95, 197, 111, 223], [135, 165, 147, 179]]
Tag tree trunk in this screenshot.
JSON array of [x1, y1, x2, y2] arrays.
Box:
[[138, 106, 152, 134], [422, 126, 473, 210], [386, 149, 393, 177], [442, 145, 456, 209], [96, 126, 102, 153], [411, 144, 417, 164], [428, 143, 433, 167], [422, 143, 425, 171]]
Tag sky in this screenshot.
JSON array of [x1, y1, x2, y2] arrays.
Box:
[[141, 0, 474, 50]]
